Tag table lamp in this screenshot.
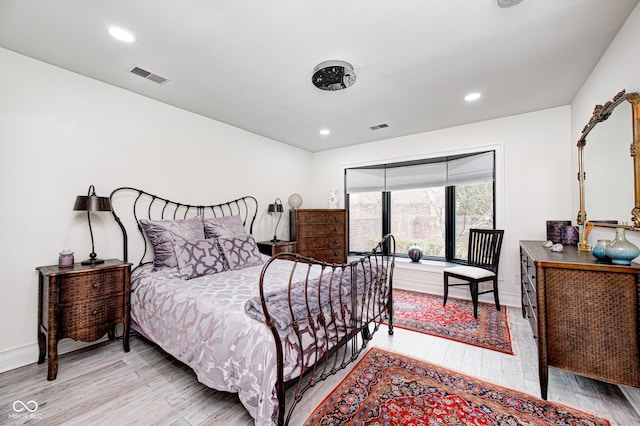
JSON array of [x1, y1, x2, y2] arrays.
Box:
[[73, 185, 111, 265]]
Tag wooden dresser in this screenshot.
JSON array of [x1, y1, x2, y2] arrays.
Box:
[[36, 259, 132, 380], [519, 241, 640, 399], [290, 209, 347, 263]]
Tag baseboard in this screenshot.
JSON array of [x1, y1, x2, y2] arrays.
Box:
[[0, 337, 107, 374]]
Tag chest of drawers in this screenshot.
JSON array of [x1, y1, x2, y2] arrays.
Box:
[[36, 259, 132, 380], [291, 209, 347, 263], [519, 241, 640, 399]]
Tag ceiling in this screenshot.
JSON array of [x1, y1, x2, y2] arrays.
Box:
[[1, 0, 638, 153]]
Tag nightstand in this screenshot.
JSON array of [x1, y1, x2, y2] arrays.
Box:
[[257, 240, 298, 256], [36, 259, 132, 380]]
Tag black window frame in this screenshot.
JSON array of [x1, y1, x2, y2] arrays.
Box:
[[345, 151, 496, 263]]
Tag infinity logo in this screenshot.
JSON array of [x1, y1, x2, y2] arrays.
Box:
[[12, 400, 38, 413]]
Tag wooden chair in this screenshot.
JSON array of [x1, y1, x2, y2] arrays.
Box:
[[443, 229, 504, 318]]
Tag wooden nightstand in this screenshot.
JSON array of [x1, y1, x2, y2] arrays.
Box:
[[257, 240, 297, 256], [36, 259, 132, 380]]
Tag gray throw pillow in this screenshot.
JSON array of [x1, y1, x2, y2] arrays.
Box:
[[174, 238, 228, 280], [139, 216, 205, 269], [203, 215, 247, 238], [217, 234, 264, 270]]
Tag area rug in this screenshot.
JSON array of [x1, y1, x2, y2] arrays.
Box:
[[390, 288, 514, 354], [304, 348, 610, 426]]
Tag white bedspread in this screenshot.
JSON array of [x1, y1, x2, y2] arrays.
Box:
[[130, 256, 320, 425]]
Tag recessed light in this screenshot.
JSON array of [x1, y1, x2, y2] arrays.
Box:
[[108, 26, 136, 43], [464, 92, 481, 102], [319, 129, 331, 136]]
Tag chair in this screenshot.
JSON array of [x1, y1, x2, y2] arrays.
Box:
[[443, 229, 504, 318]]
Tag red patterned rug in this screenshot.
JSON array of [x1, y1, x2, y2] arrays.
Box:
[[304, 348, 610, 425], [390, 288, 513, 354]]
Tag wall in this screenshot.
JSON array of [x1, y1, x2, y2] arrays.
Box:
[[571, 3, 640, 246], [310, 106, 573, 305], [0, 47, 312, 371]]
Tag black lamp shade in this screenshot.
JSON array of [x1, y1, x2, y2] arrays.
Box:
[[267, 203, 284, 213], [73, 195, 111, 212]]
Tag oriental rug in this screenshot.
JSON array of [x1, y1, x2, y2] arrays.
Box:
[[390, 289, 513, 354], [304, 348, 610, 426]]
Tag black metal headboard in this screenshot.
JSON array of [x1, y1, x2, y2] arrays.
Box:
[[109, 187, 258, 269]]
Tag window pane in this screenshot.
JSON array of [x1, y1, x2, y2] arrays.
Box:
[[390, 188, 446, 258], [454, 182, 494, 259], [348, 192, 382, 252]]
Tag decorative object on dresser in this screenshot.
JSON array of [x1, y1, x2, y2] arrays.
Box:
[[546, 220, 571, 244], [36, 259, 132, 380], [289, 208, 347, 263], [443, 229, 504, 318], [73, 185, 112, 265], [267, 198, 284, 242], [520, 240, 640, 400], [327, 189, 339, 208], [256, 240, 297, 256], [604, 227, 640, 265]]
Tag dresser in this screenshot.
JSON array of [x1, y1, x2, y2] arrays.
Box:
[[290, 209, 347, 263], [36, 259, 132, 380], [519, 241, 640, 399]]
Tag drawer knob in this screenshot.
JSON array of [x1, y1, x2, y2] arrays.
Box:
[[92, 283, 99, 289], [91, 310, 98, 316]]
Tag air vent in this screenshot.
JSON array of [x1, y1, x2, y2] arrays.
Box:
[[369, 123, 389, 131], [128, 66, 169, 85]]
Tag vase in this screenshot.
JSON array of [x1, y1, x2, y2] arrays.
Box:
[[591, 239, 610, 261], [604, 228, 640, 265], [407, 245, 423, 262]]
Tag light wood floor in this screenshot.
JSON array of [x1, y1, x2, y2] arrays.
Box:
[[1, 306, 639, 425]]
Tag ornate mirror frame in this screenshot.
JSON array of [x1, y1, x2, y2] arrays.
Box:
[[577, 89, 640, 231]]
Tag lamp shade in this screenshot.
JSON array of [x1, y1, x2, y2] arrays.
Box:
[[73, 195, 111, 212], [267, 202, 284, 213]]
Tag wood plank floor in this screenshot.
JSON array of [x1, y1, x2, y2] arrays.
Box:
[[1, 306, 639, 425]]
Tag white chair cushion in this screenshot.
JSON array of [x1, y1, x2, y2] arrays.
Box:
[[444, 265, 495, 280]]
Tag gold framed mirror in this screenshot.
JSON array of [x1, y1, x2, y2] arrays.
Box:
[[577, 90, 640, 234]]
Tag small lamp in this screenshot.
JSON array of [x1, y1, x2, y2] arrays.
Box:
[[73, 185, 111, 265], [267, 198, 284, 242]]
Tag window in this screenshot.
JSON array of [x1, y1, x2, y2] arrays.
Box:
[[346, 151, 495, 262]]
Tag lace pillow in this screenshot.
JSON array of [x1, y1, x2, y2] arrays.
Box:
[[203, 215, 247, 238], [217, 234, 264, 270], [139, 216, 205, 269], [174, 239, 228, 280]]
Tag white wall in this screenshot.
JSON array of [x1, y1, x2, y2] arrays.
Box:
[[310, 106, 573, 305], [571, 3, 640, 246], [0, 47, 312, 370]]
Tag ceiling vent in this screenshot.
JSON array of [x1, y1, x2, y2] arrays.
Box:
[[312, 60, 356, 91], [369, 123, 389, 131], [128, 66, 169, 85]]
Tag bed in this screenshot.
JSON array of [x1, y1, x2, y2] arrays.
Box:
[[109, 187, 395, 425]]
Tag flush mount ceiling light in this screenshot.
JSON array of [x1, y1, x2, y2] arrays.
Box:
[[497, 0, 524, 7], [312, 60, 356, 91], [108, 26, 136, 43], [319, 129, 331, 136]]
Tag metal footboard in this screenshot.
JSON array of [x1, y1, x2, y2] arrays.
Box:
[[259, 234, 396, 425]]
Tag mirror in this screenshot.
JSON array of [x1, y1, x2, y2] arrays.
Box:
[[577, 90, 640, 231]]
